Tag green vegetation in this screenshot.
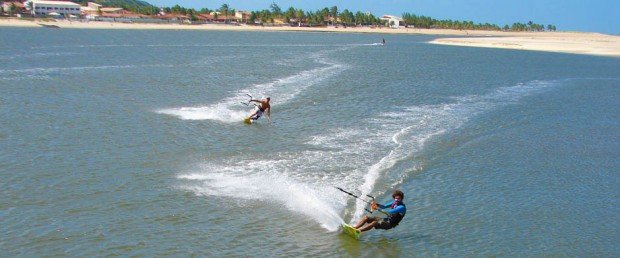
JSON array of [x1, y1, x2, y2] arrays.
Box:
[[65, 1, 557, 31], [246, 3, 383, 26], [73, 0, 159, 15], [249, 5, 326, 25], [11, 3, 21, 15], [402, 13, 555, 31], [507, 21, 556, 32]]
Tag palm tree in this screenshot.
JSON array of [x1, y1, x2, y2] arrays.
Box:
[[319, 8, 329, 25], [305, 10, 315, 25], [270, 2, 281, 17], [249, 11, 257, 24], [295, 9, 305, 26], [8, 2, 17, 16], [284, 7, 294, 23], [229, 8, 236, 21], [187, 9, 197, 22], [329, 6, 338, 25], [337, 9, 351, 26], [219, 3, 229, 23], [26, 1, 33, 15]]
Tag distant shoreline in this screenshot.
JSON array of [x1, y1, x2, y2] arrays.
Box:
[[2, 18, 619, 58]]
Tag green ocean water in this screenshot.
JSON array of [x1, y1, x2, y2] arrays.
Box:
[[1, 28, 619, 256]]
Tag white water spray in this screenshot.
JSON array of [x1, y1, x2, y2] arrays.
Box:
[[179, 172, 345, 231]]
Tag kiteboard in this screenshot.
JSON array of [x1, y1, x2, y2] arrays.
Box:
[[341, 223, 361, 240], [243, 117, 252, 124]]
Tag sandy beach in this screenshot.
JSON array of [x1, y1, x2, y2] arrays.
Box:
[[2, 18, 619, 57], [430, 33, 620, 57]]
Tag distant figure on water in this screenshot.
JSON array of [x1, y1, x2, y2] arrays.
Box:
[[382, 38, 386, 45], [246, 97, 271, 122], [353, 190, 406, 232]]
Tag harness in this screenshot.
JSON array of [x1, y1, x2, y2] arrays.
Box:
[[386, 202, 406, 226]]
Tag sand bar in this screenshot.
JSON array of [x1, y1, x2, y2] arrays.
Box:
[[430, 33, 620, 57], [2, 18, 619, 57]]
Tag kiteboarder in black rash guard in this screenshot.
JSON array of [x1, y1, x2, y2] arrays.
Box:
[[353, 190, 406, 232]]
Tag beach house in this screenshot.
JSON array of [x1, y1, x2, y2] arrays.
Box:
[[380, 15, 406, 28], [80, 2, 102, 19], [80, 2, 101, 14], [26, 0, 81, 17], [235, 11, 251, 23]]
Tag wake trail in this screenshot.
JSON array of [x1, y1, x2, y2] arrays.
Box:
[[178, 170, 346, 231], [31, 43, 381, 49], [349, 80, 560, 220], [156, 47, 349, 123], [0, 63, 178, 81], [175, 79, 563, 230], [0, 52, 78, 60]]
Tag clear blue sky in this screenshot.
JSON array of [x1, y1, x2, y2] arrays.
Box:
[[147, 0, 620, 34]]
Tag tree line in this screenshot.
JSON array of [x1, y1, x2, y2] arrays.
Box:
[[155, 3, 385, 26], [248, 3, 384, 26], [67, 1, 558, 31], [402, 13, 556, 31]]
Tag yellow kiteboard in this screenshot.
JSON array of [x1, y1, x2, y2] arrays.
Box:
[[243, 117, 252, 124], [341, 223, 361, 240]]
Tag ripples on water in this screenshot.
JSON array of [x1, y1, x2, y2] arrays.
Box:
[[1, 28, 618, 256]]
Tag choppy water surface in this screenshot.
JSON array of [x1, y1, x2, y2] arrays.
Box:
[[1, 28, 619, 256]]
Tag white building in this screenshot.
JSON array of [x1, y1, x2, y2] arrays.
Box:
[[27, 0, 81, 16], [235, 10, 251, 23], [87, 2, 102, 10], [380, 15, 406, 28], [80, 2, 102, 14]]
